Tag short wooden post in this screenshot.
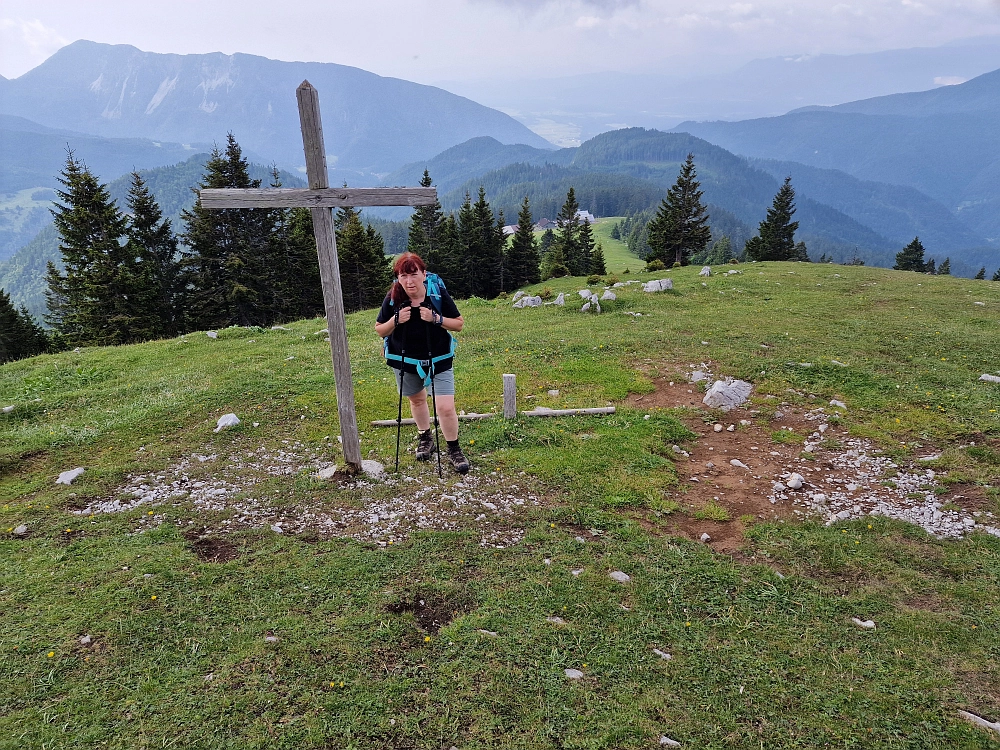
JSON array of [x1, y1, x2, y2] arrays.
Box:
[[503, 374, 517, 419], [297, 81, 362, 472]]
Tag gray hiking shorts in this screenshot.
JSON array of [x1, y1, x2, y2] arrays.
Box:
[[395, 368, 455, 397]]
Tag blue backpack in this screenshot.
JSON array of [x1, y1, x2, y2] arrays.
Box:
[[383, 272, 456, 386]]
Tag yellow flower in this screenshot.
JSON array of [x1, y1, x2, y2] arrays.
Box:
[[424, 636, 430, 642], [330, 682, 335, 687], [151, 595, 157, 600], [685, 622, 691, 627], [469, 439, 475, 445], [47, 651, 54, 658]]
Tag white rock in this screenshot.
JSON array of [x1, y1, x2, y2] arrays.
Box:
[[786, 473, 804, 490], [513, 298, 527, 309], [660, 737, 681, 747], [609, 570, 631, 583], [571, 568, 584, 576], [699, 266, 711, 277], [703, 379, 753, 411], [652, 648, 672, 660], [477, 629, 499, 637], [730, 459, 750, 470], [600, 290, 616, 301], [79, 635, 92, 645], [264, 635, 280, 642], [512, 290, 526, 303], [271, 525, 283, 534], [851, 617, 876, 630], [13, 525, 27, 536], [564, 668, 584, 679], [980, 374, 1000, 384], [773, 482, 787, 492], [813, 494, 827, 503], [643, 278, 673, 292], [546, 616, 566, 624], [713, 424, 723, 432], [548, 389, 559, 396], [317, 466, 338, 480], [700, 532, 712, 543], [213, 413, 240, 432], [958, 710, 1000, 735], [727, 424, 735, 432], [2, 405, 13, 413], [206, 331, 218, 339], [830, 399, 847, 409], [727, 269, 740, 275], [56, 467, 85, 485], [691, 370, 709, 383], [554, 292, 565, 306], [361, 460, 385, 478], [578, 289, 592, 298], [581, 302, 591, 312]]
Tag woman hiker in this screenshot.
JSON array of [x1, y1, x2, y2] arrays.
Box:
[[374, 252, 470, 474]]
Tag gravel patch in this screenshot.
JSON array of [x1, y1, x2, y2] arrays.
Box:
[[83, 441, 541, 548]]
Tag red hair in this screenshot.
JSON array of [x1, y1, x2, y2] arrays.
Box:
[[390, 252, 427, 305]]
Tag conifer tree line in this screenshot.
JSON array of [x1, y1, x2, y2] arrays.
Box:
[[42, 135, 391, 347], [0, 288, 50, 363]]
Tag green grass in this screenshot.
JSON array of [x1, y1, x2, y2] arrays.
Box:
[[2, 261, 1000, 748]]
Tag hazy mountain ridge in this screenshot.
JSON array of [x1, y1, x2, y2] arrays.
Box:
[[674, 66, 1000, 243], [0, 40, 553, 174]]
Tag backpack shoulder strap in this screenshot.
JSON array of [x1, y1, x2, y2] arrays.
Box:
[[424, 273, 446, 313]]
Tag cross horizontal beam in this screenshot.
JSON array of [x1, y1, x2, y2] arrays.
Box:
[[200, 187, 438, 209]]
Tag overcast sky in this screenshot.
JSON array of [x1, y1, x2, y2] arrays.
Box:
[[2, 0, 999, 82]]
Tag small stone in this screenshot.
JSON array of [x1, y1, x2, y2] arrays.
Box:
[[851, 617, 876, 630], [56, 467, 85, 485], [271, 525, 283, 534], [774, 411, 784, 419], [813, 493, 827, 503], [609, 570, 631, 583], [564, 668, 584, 679], [730, 459, 750, 470], [546, 616, 567, 625], [786, 473, 804, 490], [512, 291, 526, 303], [2, 405, 14, 413], [213, 414, 240, 432], [705, 462, 715, 469], [548, 389, 559, 396], [727, 424, 735, 432], [143, 573, 154, 579], [600, 290, 616, 301], [578, 289, 592, 299], [317, 466, 338, 480], [543, 558, 552, 565], [206, 331, 218, 339], [703, 379, 753, 411], [699, 266, 711, 277], [700, 532, 711, 543], [571, 568, 584, 576], [830, 399, 847, 409], [553, 292, 565, 306], [713, 423, 723, 432], [575, 535, 586, 543], [361, 460, 385, 478], [264, 635, 280, 642], [79, 635, 92, 645], [477, 629, 499, 637], [660, 737, 681, 747], [978, 374, 1000, 384], [652, 648, 672, 660], [773, 482, 786, 492], [846, 483, 858, 492]]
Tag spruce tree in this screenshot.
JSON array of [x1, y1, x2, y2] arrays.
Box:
[[505, 197, 541, 289], [540, 228, 555, 256], [745, 177, 799, 262], [610, 223, 621, 241], [974, 267, 986, 280], [0, 290, 49, 363], [792, 241, 810, 262], [45, 150, 131, 345], [926, 258, 936, 275], [938, 257, 951, 275], [458, 188, 503, 298], [180, 135, 279, 329], [577, 218, 596, 275], [124, 172, 181, 339], [646, 154, 712, 266], [408, 170, 445, 267], [993, 268, 1000, 281], [894, 237, 926, 272], [436, 215, 469, 298], [554, 188, 584, 276], [335, 207, 391, 313], [590, 243, 607, 275]]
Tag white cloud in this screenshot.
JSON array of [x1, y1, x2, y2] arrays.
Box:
[[576, 15, 602, 26], [934, 74, 968, 84], [0, 18, 69, 78]]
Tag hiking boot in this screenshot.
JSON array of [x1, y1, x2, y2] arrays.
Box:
[[415, 430, 435, 461], [447, 445, 470, 474]]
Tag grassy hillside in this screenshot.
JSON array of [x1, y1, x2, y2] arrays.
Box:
[[2, 263, 1000, 748]]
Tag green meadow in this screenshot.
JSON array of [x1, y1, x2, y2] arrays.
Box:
[[2, 252, 1000, 749]]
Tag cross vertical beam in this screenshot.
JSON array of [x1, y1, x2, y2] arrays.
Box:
[[296, 81, 362, 472]]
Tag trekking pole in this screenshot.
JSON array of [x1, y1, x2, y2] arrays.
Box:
[[394, 350, 405, 473], [425, 321, 443, 478]]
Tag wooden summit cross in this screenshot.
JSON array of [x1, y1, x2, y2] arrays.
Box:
[[199, 81, 437, 473]]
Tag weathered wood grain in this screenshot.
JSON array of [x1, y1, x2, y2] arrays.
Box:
[[199, 187, 438, 208]]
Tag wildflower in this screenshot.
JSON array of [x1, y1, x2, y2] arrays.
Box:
[[151, 595, 157, 600], [424, 636, 430, 642], [47, 651, 54, 658]]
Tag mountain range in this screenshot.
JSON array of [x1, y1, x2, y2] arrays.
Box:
[[0, 40, 552, 174], [675, 68, 1000, 242]]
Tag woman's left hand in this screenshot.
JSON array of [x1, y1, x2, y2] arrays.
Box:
[[416, 305, 434, 323]]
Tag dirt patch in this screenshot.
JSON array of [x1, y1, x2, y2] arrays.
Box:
[[387, 591, 472, 634], [188, 536, 239, 563], [626, 366, 1000, 550]]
